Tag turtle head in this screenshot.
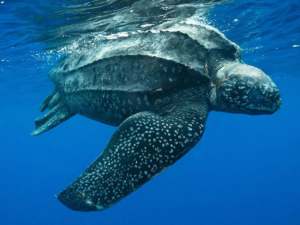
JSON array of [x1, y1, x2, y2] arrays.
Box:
[[210, 63, 281, 115]]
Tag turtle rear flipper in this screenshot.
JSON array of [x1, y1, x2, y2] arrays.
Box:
[[39, 88, 58, 112], [31, 90, 75, 136]]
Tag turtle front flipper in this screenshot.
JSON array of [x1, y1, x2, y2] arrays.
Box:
[[31, 90, 76, 136], [57, 100, 209, 212]]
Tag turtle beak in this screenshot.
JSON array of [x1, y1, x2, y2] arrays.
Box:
[[247, 87, 281, 115]]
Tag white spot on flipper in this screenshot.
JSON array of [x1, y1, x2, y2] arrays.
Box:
[[85, 199, 94, 207], [96, 205, 104, 211]]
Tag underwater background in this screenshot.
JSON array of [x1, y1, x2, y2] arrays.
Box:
[[0, 0, 299, 224]]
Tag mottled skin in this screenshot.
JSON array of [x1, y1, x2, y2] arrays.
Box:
[[32, 22, 281, 212]]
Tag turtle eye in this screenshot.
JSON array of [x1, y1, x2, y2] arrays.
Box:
[[248, 89, 265, 105]]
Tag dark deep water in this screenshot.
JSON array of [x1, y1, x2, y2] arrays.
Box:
[[0, 0, 300, 224]]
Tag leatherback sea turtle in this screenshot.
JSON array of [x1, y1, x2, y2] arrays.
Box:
[[32, 21, 281, 212]]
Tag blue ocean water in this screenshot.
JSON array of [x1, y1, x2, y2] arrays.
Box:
[[0, 0, 299, 224]]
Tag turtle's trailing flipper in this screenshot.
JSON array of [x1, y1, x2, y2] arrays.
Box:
[[39, 88, 58, 112], [57, 100, 209, 212], [31, 90, 75, 136]]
